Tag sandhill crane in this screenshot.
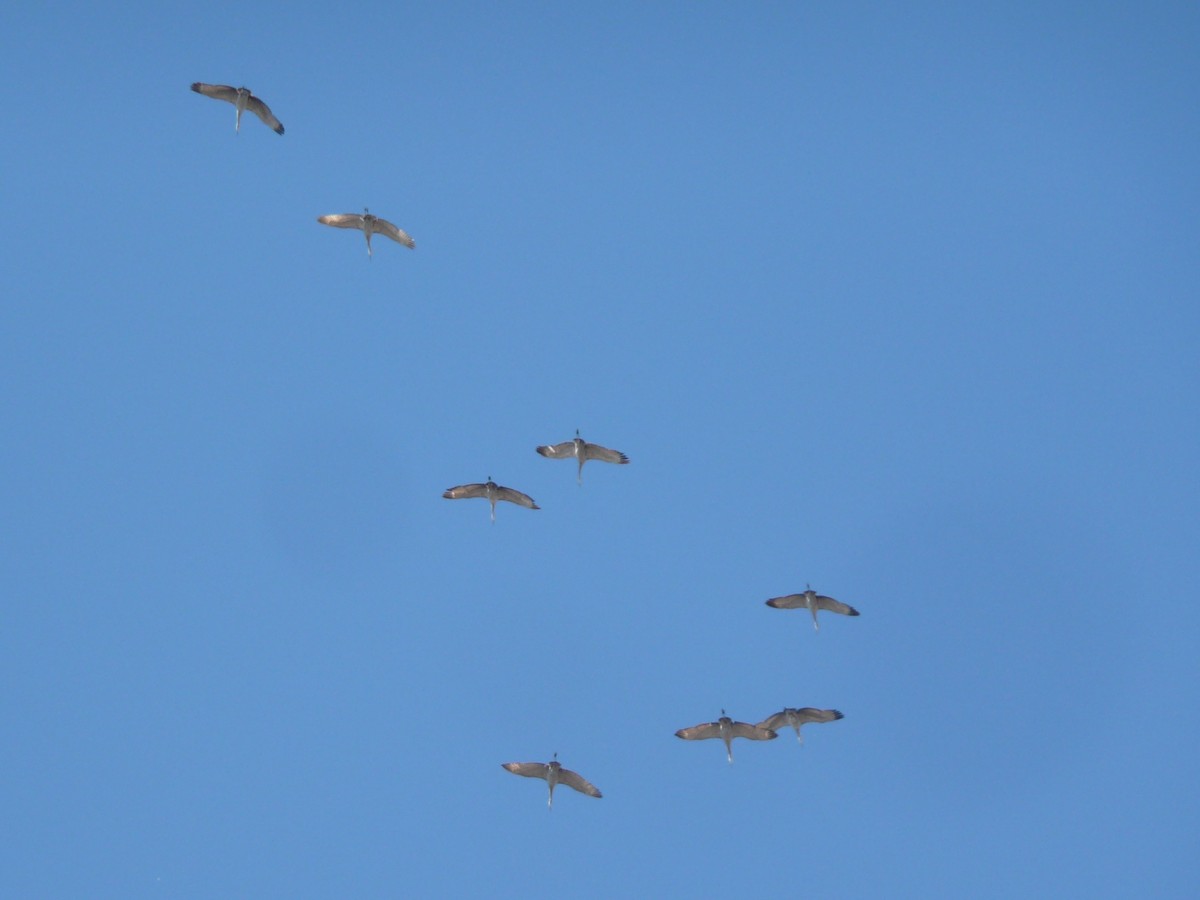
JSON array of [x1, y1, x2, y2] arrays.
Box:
[[442, 478, 539, 522], [190, 83, 284, 135], [536, 430, 629, 484], [756, 707, 844, 744], [766, 586, 860, 631], [316, 208, 414, 259], [675, 710, 776, 763], [501, 754, 602, 809]]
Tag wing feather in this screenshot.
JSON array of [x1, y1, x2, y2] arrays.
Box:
[[318, 214, 366, 230], [443, 483, 488, 500], [796, 707, 844, 723], [495, 486, 539, 509], [815, 595, 860, 616], [191, 82, 239, 103], [765, 594, 806, 609], [759, 708, 844, 730], [582, 442, 629, 464], [536, 441, 577, 459], [675, 723, 723, 741], [756, 712, 789, 732], [558, 768, 602, 798], [373, 217, 416, 249], [246, 94, 285, 134], [502, 762, 549, 780], [729, 722, 777, 741]]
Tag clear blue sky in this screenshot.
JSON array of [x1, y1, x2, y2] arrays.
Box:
[[2, 2, 1197, 897]]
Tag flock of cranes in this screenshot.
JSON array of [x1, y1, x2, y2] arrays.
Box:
[[673, 586, 858, 767], [440, 432, 632, 523], [491, 508, 860, 796], [191, 81, 862, 809], [191, 83, 416, 260], [506, 585, 859, 804]]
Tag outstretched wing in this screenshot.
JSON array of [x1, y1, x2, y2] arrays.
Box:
[[795, 707, 844, 724], [502, 762, 549, 781], [815, 595, 859, 616], [728, 722, 777, 741], [760, 708, 844, 730], [756, 711, 790, 732], [675, 722, 722, 741], [536, 440, 576, 459], [582, 441, 629, 464], [765, 594, 807, 609], [443, 483, 488, 500], [318, 214, 366, 230], [558, 767, 602, 798], [373, 217, 416, 249], [191, 82, 239, 104], [495, 486, 539, 509], [246, 93, 284, 134]]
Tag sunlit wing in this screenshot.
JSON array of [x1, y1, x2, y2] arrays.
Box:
[[675, 723, 723, 741], [582, 442, 629, 464], [536, 441, 576, 459], [759, 708, 843, 730], [246, 94, 284, 134], [502, 762, 550, 780], [443, 483, 488, 500], [318, 214, 366, 230], [796, 708, 844, 724], [558, 768, 602, 798], [373, 217, 415, 248], [757, 711, 790, 732], [729, 722, 776, 741], [495, 486, 539, 509], [191, 82, 239, 103], [765, 594, 806, 609], [815, 595, 859, 616]]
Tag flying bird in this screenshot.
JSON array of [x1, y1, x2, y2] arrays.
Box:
[[765, 586, 860, 631], [190, 83, 284, 135], [675, 710, 776, 763], [756, 707, 844, 744], [442, 478, 539, 522], [317, 208, 415, 259], [536, 430, 629, 484], [501, 754, 602, 809]]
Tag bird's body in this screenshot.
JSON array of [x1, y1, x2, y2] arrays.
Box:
[[766, 587, 859, 631], [317, 208, 414, 258], [536, 430, 629, 484], [501, 755, 602, 809], [442, 478, 539, 522], [191, 83, 284, 135], [675, 711, 776, 763], [756, 707, 844, 744]]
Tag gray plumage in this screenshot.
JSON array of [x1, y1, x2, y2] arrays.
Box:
[[765, 586, 860, 631], [191, 83, 284, 134], [317, 208, 414, 258], [443, 478, 539, 522], [536, 430, 629, 484], [675, 710, 777, 763], [756, 707, 844, 744], [501, 754, 602, 809]]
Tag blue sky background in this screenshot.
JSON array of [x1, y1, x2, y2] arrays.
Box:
[[2, 2, 1198, 897]]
